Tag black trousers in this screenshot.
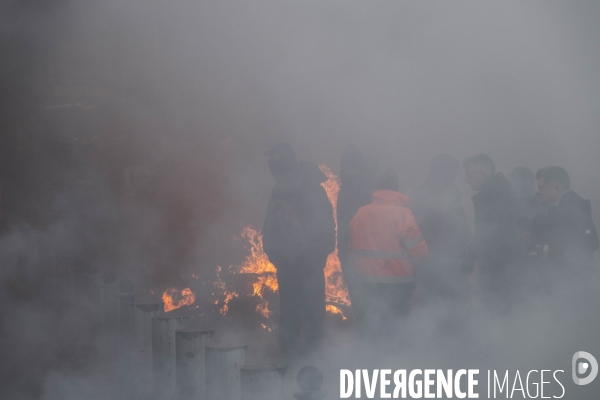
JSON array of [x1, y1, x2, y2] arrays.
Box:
[[276, 262, 326, 356]]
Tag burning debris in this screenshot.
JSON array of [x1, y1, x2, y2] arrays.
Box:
[[210, 266, 240, 316], [159, 165, 349, 326], [162, 287, 196, 312]]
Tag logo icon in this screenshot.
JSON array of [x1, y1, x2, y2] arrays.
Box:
[[572, 351, 598, 385]]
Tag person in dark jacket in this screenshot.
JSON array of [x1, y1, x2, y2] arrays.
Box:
[[508, 167, 546, 301], [530, 166, 599, 307], [464, 154, 525, 316], [509, 167, 545, 220], [337, 144, 374, 318], [411, 154, 472, 324], [262, 143, 336, 357]]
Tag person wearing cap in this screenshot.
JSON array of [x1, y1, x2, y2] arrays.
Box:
[[262, 143, 336, 357]]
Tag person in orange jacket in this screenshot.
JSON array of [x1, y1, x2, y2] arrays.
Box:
[[349, 168, 428, 340]]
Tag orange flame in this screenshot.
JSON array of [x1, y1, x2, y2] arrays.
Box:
[[219, 291, 239, 316], [239, 227, 277, 274], [326, 304, 347, 320], [256, 301, 272, 318], [319, 164, 351, 307], [238, 227, 278, 318], [162, 287, 196, 312], [212, 265, 239, 315], [205, 165, 348, 322]]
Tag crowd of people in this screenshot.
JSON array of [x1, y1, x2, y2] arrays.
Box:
[[260, 142, 599, 358]]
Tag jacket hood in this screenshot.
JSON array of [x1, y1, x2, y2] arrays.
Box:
[[372, 190, 411, 206]]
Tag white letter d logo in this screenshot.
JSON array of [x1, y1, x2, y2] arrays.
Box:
[[572, 351, 598, 385]]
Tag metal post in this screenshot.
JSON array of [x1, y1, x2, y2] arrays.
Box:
[[152, 315, 190, 400], [205, 345, 247, 400], [130, 301, 163, 397], [175, 329, 215, 400], [240, 365, 287, 400]]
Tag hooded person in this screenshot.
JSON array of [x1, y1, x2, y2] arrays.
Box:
[[348, 168, 428, 341], [336, 144, 374, 318], [410, 154, 472, 327], [261, 143, 336, 357]]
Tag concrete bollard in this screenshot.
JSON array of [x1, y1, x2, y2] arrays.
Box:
[[152, 315, 190, 400], [118, 291, 135, 374], [118, 280, 135, 344], [130, 301, 163, 397], [100, 272, 119, 359], [75, 271, 102, 347], [205, 345, 247, 400], [240, 365, 287, 400], [101, 272, 119, 332], [175, 329, 215, 400], [293, 366, 325, 400]]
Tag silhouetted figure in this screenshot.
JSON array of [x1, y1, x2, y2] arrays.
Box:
[[349, 168, 428, 341], [509, 167, 545, 220], [411, 154, 471, 324], [262, 143, 335, 357], [337, 144, 373, 318], [464, 154, 525, 316], [531, 167, 599, 307], [509, 166, 546, 301]]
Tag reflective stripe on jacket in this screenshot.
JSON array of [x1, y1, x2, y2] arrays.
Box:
[[349, 190, 428, 283]]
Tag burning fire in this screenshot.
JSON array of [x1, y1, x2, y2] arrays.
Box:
[[237, 227, 278, 318], [235, 165, 349, 325], [326, 304, 347, 320], [219, 291, 240, 316], [239, 226, 277, 275], [162, 287, 196, 312], [212, 266, 240, 316], [319, 164, 351, 308], [175, 164, 349, 326], [256, 301, 272, 318]]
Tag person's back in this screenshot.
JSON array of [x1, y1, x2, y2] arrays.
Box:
[[351, 190, 426, 280], [336, 144, 373, 315], [263, 160, 335, 268], [464, 154, 524, 316], [261, 143, 335, 358], [471, 172, 522, 264], [348, 168, 427, 341]]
